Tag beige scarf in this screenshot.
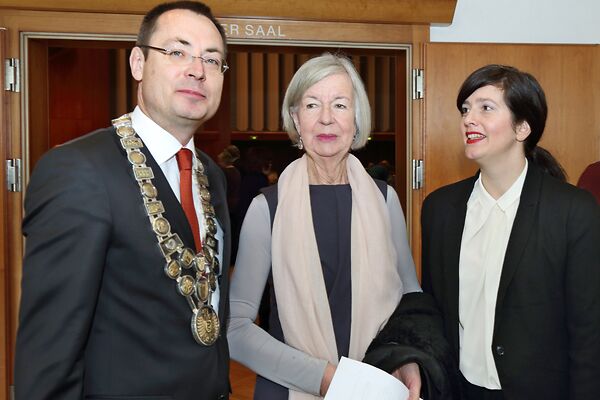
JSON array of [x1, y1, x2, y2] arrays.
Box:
[[272, 154, 403, 400]]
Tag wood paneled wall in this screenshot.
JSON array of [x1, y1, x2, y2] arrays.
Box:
[[27, 40, 134, 168], [49, 48, 113, 147], [26, 41, 405, 169], [229, 50, 398, 135], [0, 0, 457, 24], [424, 43, 600, 197]]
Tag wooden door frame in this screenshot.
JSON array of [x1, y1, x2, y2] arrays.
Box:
[[1, 25, 14, 400], [0, 0, 457, 25]]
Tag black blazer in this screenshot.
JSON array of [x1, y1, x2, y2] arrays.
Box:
[[421, 163, 600, 399], [15, 127, 231, 400]]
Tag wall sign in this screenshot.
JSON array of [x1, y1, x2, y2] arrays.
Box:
[[221, 22, 286, 39]]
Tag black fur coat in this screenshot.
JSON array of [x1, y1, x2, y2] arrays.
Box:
[[363, 292, 460, 400]]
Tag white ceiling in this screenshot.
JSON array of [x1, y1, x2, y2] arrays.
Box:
[[431, 0, 600, 44]]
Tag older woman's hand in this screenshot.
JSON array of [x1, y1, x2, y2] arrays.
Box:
[[391, 362, 421, 400], [319, 363, 337, 396]]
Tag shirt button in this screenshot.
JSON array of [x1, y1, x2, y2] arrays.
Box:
[[495, 345, 505, 356]]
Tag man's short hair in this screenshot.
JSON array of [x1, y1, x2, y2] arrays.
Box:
[[137, 1, 227, 57]]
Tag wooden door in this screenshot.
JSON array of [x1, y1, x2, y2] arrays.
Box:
[[410, 42, 600, 276], [423, 42, 600, 198]]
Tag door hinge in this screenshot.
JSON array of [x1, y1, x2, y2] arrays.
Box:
[[6, 158, 22, 192], [412, 68, 424, 100], [412, 159, 423, 189], [4, 58, 20, 92]]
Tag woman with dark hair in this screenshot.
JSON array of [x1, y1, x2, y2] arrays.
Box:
[[421, 64, 600, 399]]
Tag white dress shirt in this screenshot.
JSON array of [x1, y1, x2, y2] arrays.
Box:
[[458, 160, 528, 389], [131, 106, 223, 310]]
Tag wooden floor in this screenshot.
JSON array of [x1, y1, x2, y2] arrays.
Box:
[[230, 361, 256, 399], [228, 265, 257, 399]]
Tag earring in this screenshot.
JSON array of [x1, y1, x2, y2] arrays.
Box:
[[297, 136, 304, 150]]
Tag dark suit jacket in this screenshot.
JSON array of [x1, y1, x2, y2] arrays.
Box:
[[421, 163, 600, 399], [15, 126, 231, 400]]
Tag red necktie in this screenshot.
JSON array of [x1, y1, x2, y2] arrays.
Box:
[[176, 148, 201, 251]]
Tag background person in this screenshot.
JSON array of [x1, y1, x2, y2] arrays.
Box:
[[577, 160, 600, 203], [218, 144, 242, 212], [219, 144, 242, 263]]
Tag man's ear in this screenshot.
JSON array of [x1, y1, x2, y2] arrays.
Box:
[[129, 46, 145, 82], [516, 120, 531, 142]]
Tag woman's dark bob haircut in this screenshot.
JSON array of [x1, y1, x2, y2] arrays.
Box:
[[456, 64, 566, 181], [456, 64, 546, 155]]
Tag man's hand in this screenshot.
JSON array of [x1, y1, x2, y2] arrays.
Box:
[[391, 362, 421, 400]]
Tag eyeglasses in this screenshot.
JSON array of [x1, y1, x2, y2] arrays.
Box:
[[139, 45, 229, 74]]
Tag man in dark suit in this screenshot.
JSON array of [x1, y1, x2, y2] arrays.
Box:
[[14, 2, 232, 399]]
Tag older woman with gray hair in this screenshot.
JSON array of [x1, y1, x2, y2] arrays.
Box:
[[227, 53, 423, 399]]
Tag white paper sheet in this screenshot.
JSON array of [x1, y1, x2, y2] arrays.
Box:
[[324, 357, 414, 400]]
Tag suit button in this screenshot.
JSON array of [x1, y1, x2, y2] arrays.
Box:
[[495, 345, 505, 356], [218, 395, 227, 399]]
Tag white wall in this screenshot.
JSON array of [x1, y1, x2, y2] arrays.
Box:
[[430, 0, 600, 44]]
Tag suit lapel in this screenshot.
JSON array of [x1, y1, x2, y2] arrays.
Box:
[[110, 128, 139, 190], [494, 164, 541, 323]]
